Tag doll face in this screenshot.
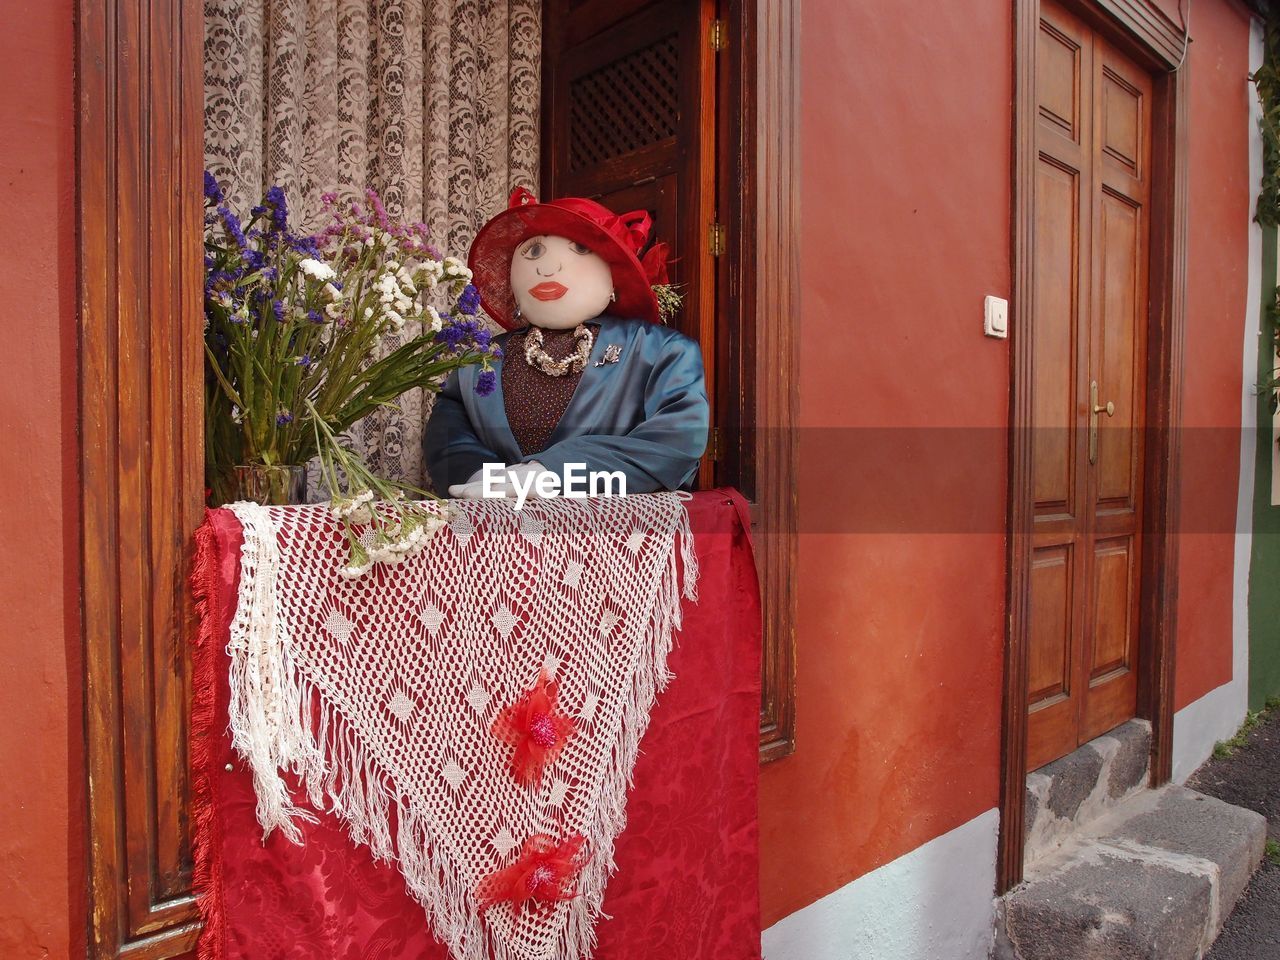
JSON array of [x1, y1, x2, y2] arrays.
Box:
[[510, 234, 614, 330]]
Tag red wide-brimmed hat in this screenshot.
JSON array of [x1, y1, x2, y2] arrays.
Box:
[[467, 186, 671, 330]]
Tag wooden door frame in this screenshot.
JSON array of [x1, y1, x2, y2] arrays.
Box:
[[80, 0, 206, 954], [539, 0, 801, 762], [1001, 0, 1188, 892], [723, 0, 801, 763]]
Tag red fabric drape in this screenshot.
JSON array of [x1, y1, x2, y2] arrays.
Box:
[[190, 491, 762, 960]]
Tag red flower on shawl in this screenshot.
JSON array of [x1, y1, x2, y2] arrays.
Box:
[[492, 669, 576, 786], [476, 833, 588, 914]]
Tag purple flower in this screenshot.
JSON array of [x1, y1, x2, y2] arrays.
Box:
[[475, 369, 497, 397], [271, 299, 285, 322], [218, 204, 248, 250], [264, 185, 289, 231], [365, 188, 389, 230], [203, 171, 223, 204], [252, 186, 289, 233], [306, 309, 323, 324], [276, 410, 294, 426], [457, 283, 481, 316], [296, 354, 313, 368], [434, 316, 478, 351], [289, 233, 321, 258]]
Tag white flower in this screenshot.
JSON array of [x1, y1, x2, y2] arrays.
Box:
[[330, 488, 376, 524], [339, 563, 371, 580], [427, 305, 444, 333], [442, 256, 473, 281], [298, 258, 336, 282], [417, 259, 444, 289]]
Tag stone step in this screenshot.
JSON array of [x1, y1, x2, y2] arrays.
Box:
[[996, 785, 1267, 960], [1025, 719, 1152, 865]]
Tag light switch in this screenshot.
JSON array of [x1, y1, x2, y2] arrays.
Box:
[[984, 295, 1008, 339]]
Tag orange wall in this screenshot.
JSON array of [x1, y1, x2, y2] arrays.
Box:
[[758, 0, 1013, 925], [759, 0, 1254, 927], [1173, 0, 1253, 710], [0, 1, 83, 957]]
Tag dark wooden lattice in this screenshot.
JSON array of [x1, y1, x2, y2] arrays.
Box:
[[569, 34, 680, 171]]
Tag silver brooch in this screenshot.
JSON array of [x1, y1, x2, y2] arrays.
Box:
[[595, 344, 622, 366]]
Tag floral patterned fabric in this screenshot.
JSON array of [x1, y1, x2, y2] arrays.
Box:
[[203, 0, 541, 485], [192, 492, 762, 960]]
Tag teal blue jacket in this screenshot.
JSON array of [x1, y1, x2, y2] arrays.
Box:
[[424, 316, 709, 493]]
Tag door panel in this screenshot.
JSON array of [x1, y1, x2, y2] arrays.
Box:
[[1031, 159, 1081, 512], [1090, 537, 1134, 675], [1097, 191, 1142, 504], [1028, 0, 1151, 769], [1029, 545, 1073, 704]]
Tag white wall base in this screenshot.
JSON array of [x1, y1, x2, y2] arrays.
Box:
[[761, 808, 999, 960], [1172, 679, 1249, 783]]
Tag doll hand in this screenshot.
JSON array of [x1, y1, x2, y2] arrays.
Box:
[[448, 466, 497, 499], [506, 461, 549, 499], [448, 479, 489, 499], [447, 462, 549, 500]]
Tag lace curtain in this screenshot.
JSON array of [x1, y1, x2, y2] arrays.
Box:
[[204, 0, 541, 485]]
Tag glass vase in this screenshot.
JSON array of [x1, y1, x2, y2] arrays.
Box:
[[230, 464, 308, 505]]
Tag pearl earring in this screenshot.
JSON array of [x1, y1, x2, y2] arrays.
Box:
[[609, 290, 617, 302]]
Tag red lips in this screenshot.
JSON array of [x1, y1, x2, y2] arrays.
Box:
[[528, 281, 568, 301]]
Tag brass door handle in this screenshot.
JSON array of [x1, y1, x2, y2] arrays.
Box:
[[1089, 380, 1115, 465]]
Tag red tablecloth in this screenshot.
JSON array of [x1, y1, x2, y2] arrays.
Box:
[[191, 490, 762, 960]]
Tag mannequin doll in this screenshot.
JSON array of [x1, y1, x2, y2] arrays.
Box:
[[424, 186, 708, 499]]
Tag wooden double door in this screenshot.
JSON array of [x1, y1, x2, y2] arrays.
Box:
[[1027, 0, 1153, 770]]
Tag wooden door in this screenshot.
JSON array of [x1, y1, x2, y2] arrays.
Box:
[[1027, 0, 1152, 770], [80, 0, 207, 955], [542, 0, 720, 485]]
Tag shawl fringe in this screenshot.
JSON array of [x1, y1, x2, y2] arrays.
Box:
[[190, 512, 227, 960]]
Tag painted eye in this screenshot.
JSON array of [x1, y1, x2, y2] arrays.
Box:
[[569, 241, 592, 255], [520, 240, 546, 259]]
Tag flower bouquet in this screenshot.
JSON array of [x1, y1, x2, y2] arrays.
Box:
[[204, 174, 500, 575]]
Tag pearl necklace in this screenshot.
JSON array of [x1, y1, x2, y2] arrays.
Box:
[[523, 324, 594, 377]]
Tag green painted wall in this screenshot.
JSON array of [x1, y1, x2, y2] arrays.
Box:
[[1249, 225, 1280, 709]]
